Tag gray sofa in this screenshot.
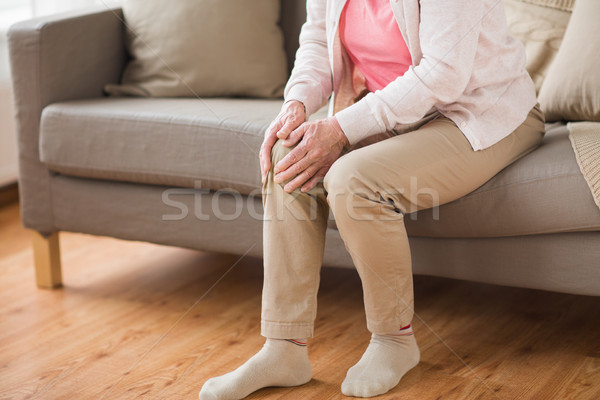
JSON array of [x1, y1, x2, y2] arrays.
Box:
[[8, 2, 600, 294]]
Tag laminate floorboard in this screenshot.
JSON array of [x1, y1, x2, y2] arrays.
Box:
[[0, 202, 598, 399]]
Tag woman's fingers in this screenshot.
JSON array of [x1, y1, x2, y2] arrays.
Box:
[[276, 115, 302, 140], [283, 164, 320, 193], [260, 131, 279, 182], [274, 152, 310, 184], [265, 117, 282, 138], [300, 166, 329, 192], [260, 102, 306, 182], [276, 100, 306, 140], [268, 116, 346, 192], [274, 144, 308, 177], [281, 124, 306, 147]]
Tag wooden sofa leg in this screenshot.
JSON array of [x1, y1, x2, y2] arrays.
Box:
[[31, 231, 63, 289]]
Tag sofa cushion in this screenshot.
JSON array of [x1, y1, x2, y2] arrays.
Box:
[[538, 0, 600, 122], [103, 0, 287, 99], [40, 98, 283, 195], [402, 123, 600, 237], [40, 98, 600, 237]]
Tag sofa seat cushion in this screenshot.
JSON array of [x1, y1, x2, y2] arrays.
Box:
[[401, 122, 600, 237], [40, 97, 285, 194], [40, 98, 600, 237]]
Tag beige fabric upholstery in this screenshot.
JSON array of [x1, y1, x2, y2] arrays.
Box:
[[40, 98, 285, 194], [39, 98, 600, 237], [7, 6, 125, 235], [503, 0, 571, 93], [49, 174, 600, 296], [538, 0, 600, 122], [104, 0, 287, 98], [404, 122, 600, 237]]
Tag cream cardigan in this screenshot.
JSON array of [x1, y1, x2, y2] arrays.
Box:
[[284, 0, 539, 151]]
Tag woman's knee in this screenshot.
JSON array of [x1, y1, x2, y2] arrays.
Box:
[[269, 140, 292, 170], [265, 140, 308, 195], [324, 150, 412, 215], [323, 152, 367, 199]]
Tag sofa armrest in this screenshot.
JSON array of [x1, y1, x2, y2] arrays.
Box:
[[8, 6, 126, 234]]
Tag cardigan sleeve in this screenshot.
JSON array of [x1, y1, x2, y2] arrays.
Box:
[[335, 0, 484, 145], [283, 0, 333, 116]]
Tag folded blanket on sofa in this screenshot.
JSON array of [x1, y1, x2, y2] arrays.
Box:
[[521, 0, 575, 11], [568, 122, 600, 210]]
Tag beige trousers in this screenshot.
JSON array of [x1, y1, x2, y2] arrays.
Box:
[[261, 104, 545, 338]]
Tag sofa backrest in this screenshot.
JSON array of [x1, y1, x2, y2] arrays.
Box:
[[280, 0, 307, 75]]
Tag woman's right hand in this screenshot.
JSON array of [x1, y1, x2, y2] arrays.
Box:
[[260, 100, 306, 183]]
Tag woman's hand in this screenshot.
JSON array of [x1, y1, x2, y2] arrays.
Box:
[[274, 116, 349, 193], [260, 100, 306, 183]]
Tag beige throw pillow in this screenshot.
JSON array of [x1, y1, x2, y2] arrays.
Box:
[[538, 0, 600, 122], [503, 0, 572, 93], [104, 0, 288, 98]]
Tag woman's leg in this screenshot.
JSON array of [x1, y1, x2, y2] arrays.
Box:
[[199, 140, 329, 400], [324, 105, 545, 397], [261, 140, 330, 339]]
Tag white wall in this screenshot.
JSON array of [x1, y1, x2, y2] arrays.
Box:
[[0, 26, 18, 186], [0, 81, 18, 187], [0, 0, 121, 187]]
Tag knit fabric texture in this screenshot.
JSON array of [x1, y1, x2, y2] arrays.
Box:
[[568, 122, 600, 210]]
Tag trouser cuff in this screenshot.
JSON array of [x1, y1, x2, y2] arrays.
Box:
[[366, 308, 413, 335], [261, 320, 315, 339]]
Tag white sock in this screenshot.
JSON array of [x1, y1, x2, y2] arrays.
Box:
[[199, 338, 312, 400], [341, 325, 420, 397]]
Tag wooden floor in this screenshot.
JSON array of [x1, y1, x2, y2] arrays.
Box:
[[0, 201, 599, 400]]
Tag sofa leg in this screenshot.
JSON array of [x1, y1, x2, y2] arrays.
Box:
[[31, 231, 63, 289]]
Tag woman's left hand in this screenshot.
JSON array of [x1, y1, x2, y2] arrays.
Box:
[[274, 116, 349, 193]]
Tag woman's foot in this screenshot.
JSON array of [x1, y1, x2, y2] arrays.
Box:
[[199, 338, 312, 400], [341, 326, 420, 397]]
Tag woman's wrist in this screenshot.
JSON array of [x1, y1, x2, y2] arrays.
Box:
[[283, 99, 307, 120], [329, 116, 350, 148]]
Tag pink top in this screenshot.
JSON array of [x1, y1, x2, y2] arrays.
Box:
[[339, 0, 412, 92]]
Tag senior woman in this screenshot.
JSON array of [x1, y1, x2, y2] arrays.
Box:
[[200, 0, 544, 398]]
